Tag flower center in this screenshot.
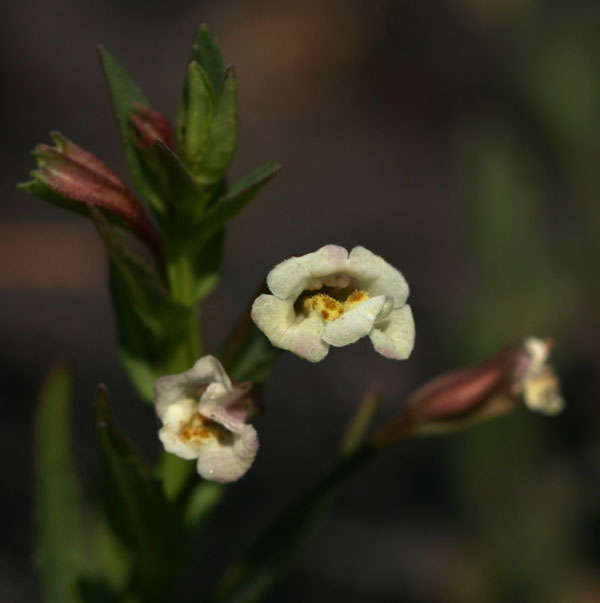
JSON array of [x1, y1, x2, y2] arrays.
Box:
[[299, 288, 370, 322], [180, 412, 232, 445]]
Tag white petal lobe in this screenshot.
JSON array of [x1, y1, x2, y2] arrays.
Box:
[[322, 296, 388, 347], [195, 425, 259, 483], [347, 246, 409, 306], [369, 304, 415, 360]]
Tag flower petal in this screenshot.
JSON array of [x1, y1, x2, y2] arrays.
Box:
[[158, 426, 198, 460], [154, 355, 231, 418], [322, 295, 388, 347], [306, 244, 348, 282], [267, 244, 348, 300], [280, 313, 330, 362], [369, 304, 415, 360], [523, 367, 564, 415], [524, 337, 550, 375], [252, 294, 329, 362], [201, 397, 250, 433], [266, 256, 310, 300], [251, 294, 295, 343], [346, 246, 409, 307], [195, 424, 259, 483]]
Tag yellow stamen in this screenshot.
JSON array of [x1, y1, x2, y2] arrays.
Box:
[[180, 413, 231, 445], [301, 289, 370, 322]]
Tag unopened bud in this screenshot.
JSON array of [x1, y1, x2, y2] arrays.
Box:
[[372, 337, 564, 448], [129, 103, 174, 150], [22, 132, 163, 267]]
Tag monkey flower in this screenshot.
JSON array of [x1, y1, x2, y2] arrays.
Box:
[[251, 245, 415, 362], [154, 356, 258, 483]]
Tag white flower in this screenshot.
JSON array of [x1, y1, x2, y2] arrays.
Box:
[[517, 337, 564, 415], [154, 356, 258, 483], [251, 245, 415, 362]]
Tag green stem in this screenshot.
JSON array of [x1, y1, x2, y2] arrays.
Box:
[[167, 252, 203, 365], [159, 251, 205, 500]]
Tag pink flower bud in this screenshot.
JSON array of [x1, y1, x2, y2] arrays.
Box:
[[129, 103, 174, 150], [29, 132, 163, 266], [372, 337, 563, 448]]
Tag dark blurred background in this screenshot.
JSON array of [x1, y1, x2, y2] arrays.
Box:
[[2, 1, 599, 601]]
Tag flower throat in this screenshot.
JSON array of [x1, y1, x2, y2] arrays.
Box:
[[296, 285, 370, 322]]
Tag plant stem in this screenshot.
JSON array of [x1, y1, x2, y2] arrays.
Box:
[[167, 252, 202, 365]]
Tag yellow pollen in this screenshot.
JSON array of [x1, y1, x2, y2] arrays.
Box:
[[179, 413, 231, 445], [302, 289, 370, 322]]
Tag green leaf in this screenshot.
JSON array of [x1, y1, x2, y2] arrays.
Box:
[[339, 391, 381, 457], [88, 514, 131, 592], [208, 446, 374, 603], [177, 26, 233, 186], [176, 61, 214, 175], [196, 163, 280, 249], [94, 386, 182, 598], [184, 481, 226, 531], [98, 46, 165, 214], [150, 140, 208, 216], [195, 68, 238, 185], [189, 25, 226, 97], [178, 64, 238, 186], [91, 209, 195, 401], [157, 452, 196, 501], [222, 322, 281, 383], [34, 363, 89, 603], [190, 228, 225, 301]]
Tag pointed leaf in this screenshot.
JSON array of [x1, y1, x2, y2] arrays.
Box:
[[91, 209, 194, 401], [190, 25, 226, 96], [196, 163, 280, 249], [94, 386, 182, 596], [176, 61, 214, 174], [197, 68, 238, 184], [98, 47, 165, 214], [339, 391, 381, 457], [35, 364, 89, 603], [150, 140, 209, 216], [184, 481, 226, 531]]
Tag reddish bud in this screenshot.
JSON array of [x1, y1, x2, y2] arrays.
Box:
[[372, 337, 563, 448], [129, 103, 174, 150], [28, 133, 163, 268]]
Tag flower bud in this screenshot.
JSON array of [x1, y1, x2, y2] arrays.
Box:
[[129, 103, 174, 150], [23, 132, 163, 264], [372, 337, 564, 448]]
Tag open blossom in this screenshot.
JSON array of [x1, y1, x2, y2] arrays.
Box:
[[372, 336, 564, 447], [154, 356, 258, 483], [251, 245, 415, 362]]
